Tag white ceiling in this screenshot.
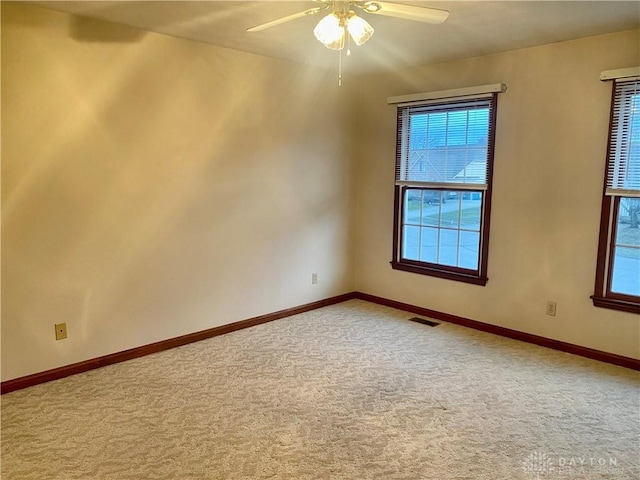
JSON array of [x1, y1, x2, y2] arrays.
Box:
[[33, 1, 640, 72]]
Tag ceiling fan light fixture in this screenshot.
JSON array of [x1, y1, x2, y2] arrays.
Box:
[[248, 1, 450, 86], [360, 2, 382, 14], [314, 13, 345, 50], [346, 13, 374, 46]]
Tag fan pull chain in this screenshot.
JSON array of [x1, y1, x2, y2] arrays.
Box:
[[338, 33, 351, 87]]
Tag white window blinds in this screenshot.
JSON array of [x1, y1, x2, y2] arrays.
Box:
[[606, 77, 640, 197], [395, 95, 496, 190]]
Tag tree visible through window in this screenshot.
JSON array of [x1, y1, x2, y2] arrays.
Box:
[[593, 76, 640, 314], [391, 93, 498, 285]]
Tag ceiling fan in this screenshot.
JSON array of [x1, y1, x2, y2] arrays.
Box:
[[247, 1, 449, 52]]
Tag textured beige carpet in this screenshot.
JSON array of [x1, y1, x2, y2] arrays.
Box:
[[2, 300, 639, 479]]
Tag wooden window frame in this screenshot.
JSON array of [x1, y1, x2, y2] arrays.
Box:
[[592, 78, 640, 314], [391, 93, 498, 286], [592, 195, 640, 314]]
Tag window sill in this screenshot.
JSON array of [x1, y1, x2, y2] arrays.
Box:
[[591, 296, 640, 315], [391, 261, 488, 286]]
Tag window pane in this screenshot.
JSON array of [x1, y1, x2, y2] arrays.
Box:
[[405, 190, 422, 225], [468, 109, 489, 146], [459, 231, 480, 270], [401, 188, 484, 271], [611, 248, 640, 296], [410, 115, 428, 150], [607, 85, 640, 191], [611, 197, 640, 296], [420, 227, 438, 263], [403, 225, 420, 261], [438, 229, 459, 266], [400, 103, 491, 186], [440, 191, 460, 228], [421, 193, 441, 226], [427, 112, 446, 148], [617, 198, 640, 241], [460, 196, 482, 231], [446, 110, 468, 146]]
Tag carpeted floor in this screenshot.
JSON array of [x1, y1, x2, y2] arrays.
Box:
[[2, 300, 639, 479]]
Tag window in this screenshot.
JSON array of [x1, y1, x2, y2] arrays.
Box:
[[593, 76, 640, 314], [391, 91, 499, 285]]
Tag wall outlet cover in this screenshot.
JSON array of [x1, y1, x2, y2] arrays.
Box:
[[55, 323, 67, 340]]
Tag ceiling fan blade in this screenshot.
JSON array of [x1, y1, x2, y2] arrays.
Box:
[[247, 7, 324, 32], [362, 2, 449, 24]]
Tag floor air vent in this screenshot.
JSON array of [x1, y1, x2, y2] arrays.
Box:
[[408, 317, 440, 327]]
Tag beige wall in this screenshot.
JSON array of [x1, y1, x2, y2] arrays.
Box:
[[3, 3, 639, 383], [351, 29, 640, 359], [1, 3, 354, 381]]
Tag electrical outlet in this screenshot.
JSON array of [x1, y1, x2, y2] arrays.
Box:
[[311, 273, 318, 284], [545, 301, 557, 317], [54, 323, 67, 340]]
